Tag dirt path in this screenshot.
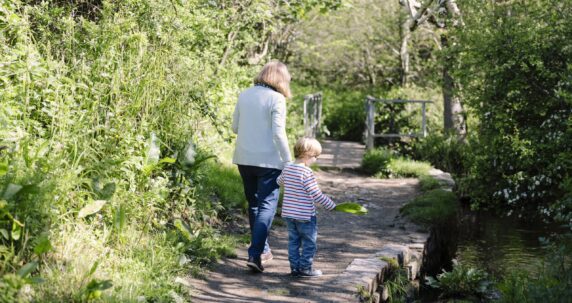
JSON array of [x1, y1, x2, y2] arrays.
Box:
[[188, 169, 424, 303]]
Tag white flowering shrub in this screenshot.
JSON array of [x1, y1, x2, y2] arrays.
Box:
[[450, 1, 572, 219]]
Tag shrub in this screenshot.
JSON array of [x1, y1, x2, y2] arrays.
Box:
[[387, 157, 432, 178], [411, 134, 469, 177], [361, 148, 393, 176], [450, 0, 572, 216], [426, 260, 493, 299], [419, 176, 440, 192], [400, 189, 458, 226]]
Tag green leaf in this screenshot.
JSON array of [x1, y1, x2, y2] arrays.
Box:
[[113, 204, 126, 233], [334, 202, 368, 215], [0, 162, 7, 176], [34, 235, 53, 255], [11, 220, 22, 240], [27, 277, 45, 284], [99, 182, 116, 200], [2, 183, 23, 200], [78, 200, 107, 218], [87, 260, 100, 277], [174, 219, 193, 241], [159, 157, 176, 164], [0, 228, 9, 240], [17, 261, 38, 278]]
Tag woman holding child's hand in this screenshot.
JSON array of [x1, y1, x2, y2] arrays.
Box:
[[231, 61, 293, 273]]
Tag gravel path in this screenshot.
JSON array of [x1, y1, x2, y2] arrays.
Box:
[[188, 169, 424, 303]]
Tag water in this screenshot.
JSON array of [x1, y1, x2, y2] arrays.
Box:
[[418, 209, 568, 302], [455, 209, 565, 279]]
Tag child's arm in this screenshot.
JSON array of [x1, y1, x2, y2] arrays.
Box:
[[277, 171, 285, 186], [303, 172, 336, 210]]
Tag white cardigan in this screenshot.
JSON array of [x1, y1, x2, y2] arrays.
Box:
[[232, 85, 292, 169]]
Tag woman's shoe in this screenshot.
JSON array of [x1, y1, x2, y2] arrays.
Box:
[[246, 256, 264, 273]]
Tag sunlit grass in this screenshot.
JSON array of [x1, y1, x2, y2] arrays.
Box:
[[400, 189, 458, 226], [387, 158, 432, 178], [38, 223, 185, 302], [199, 161, 246, 210]]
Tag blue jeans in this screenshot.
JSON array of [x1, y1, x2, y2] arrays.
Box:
[[285, 216, 318, 271], [238, 165, 281, 258]]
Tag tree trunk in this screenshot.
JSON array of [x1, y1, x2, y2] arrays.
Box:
[[400, 17, 412, 86], [441, 34, 466, 141]]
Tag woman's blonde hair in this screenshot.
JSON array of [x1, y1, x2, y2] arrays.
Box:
[[294, 137, 322, 159], [254, 61, 292, 98]]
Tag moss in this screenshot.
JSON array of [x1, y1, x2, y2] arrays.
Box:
[[400, 189, 458, 226], [379, 256, 400, 270]]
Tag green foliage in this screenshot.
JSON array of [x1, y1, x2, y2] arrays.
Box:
[[197, 161, 246, 210], [384, 269, 409, 302], [412, 134, 469, 177], [425, 260, 493, 300], [362, 148, 432, 179], [400, 189, 458, 226], [290, 82, 442, 143], [418, 176, 440, 192], [0, 0, 340, 300], [362, 148, 393, 175], [379, 256, 399, 270], [387, 158, 432, 178], [291, 0, 439, 88], [451, 0, 572, 216]]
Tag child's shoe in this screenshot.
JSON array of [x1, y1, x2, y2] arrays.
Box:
[[261, 251, 273, 264], [299, 268, 322, 278], [290, 269, 300, 277]]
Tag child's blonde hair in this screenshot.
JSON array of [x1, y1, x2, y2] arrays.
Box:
[[254, 61, 292, 98], [294, 137, 322, 159]]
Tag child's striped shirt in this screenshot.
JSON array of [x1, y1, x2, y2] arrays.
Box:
[[277, 163, 336, 221]]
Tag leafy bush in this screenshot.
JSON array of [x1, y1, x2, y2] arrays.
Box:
[[412, 134, 469, 177], [387, 158, 432, 178], [426, 260, 493, 299], [361, 148, 393, 175], [0, 0, 332, 300], [451, 0, 572, 216], [400, 189, 458, 226], [362, 148, 433, 179], [419, 176, 440, 192]]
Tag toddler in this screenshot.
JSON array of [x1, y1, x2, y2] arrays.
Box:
[[277, 138, 336, 278]]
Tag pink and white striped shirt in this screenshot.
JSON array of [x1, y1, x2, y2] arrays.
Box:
[[277, 163, 336, 221]]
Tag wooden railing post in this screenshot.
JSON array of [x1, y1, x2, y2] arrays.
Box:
[[421, 102, 427, 138], [366, 97, 375, 150], [303, 93, 323, 138]]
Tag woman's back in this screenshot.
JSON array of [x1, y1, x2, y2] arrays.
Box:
[[232, 85, 291, 169]]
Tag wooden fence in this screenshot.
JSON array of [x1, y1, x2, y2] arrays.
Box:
[[365, 96, 432, 150], [303, 93, 322, 138]]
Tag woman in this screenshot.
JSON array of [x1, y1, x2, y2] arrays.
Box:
[[232, 61, 292, 273]]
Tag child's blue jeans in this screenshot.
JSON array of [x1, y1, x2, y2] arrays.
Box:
[[285, 216, 318, 271]]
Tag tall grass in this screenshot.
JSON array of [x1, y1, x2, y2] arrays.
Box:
[[0, 0, 273, 300]]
